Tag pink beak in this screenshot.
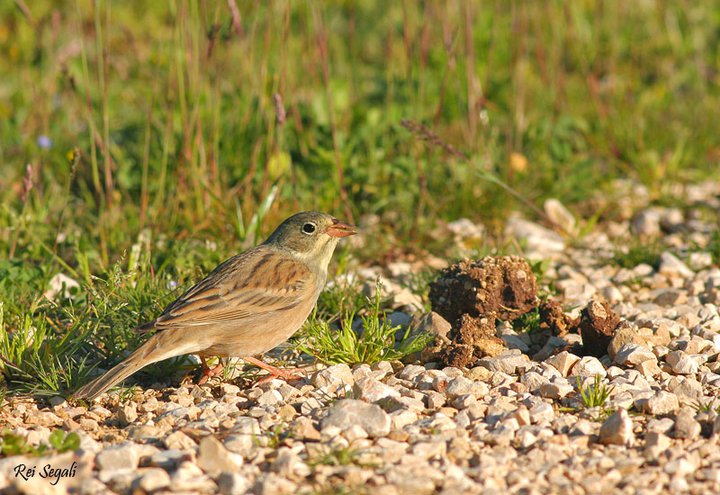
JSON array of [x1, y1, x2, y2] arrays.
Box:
[[325, 219, 357, 238]]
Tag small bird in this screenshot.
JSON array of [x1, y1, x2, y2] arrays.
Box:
[[72, 211, 356, 400]]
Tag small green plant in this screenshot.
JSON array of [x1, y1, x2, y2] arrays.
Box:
[[707, 231, 720, 266], [259, 425, 289, 449], [612, 240, 664, 270], [315, 274, 369, 323], [512, 306, 542, 333], [308, 444, 361, 468], [576, 375, 614, 409], [691, 399, 720, 414], [299, 283, 432, 366], [0, 429, 80, 458]]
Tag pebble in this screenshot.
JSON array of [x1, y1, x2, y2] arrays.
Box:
[[321, 399, 391, 437], [197, 435, 243, 476], [569, 356, 607, 378], [545, 351, 580, 377], [614, 343, 657, 367], [599, 408, 634, 446], [133, 468, 171, 492], [672, 408, 702, 440], [635, 391, 680, 415], [96, 442, 141, 471], [353, 377, 400, 403]]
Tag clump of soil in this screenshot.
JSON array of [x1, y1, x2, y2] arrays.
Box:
[[429, 256, 539, 324], [429, 256, 539, 367], [426, 256, 624, 368], [538, 300, 579, 336], [579, 299, 621, 357]]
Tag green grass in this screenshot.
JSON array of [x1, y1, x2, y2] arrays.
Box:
[[298, 282, 432, 366], [612, 240, 664, 270], [1, 429, 80, 458], [1, 2, 719, 396], [308, 444, 363, 468], [576, 375, 614, 410]]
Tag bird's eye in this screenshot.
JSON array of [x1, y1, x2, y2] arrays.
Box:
[[302, 222, 316, 235]]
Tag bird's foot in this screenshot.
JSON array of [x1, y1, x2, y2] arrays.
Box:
[[244, 356, 305, 385], [198, 359, 225, 385]]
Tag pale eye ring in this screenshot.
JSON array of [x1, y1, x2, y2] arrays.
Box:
[[302, 222, 317, 235]]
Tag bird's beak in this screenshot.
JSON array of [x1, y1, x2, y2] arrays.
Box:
[[325, 219, 357, 238]]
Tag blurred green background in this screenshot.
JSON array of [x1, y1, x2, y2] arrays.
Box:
[[2, 0, 719, 271]]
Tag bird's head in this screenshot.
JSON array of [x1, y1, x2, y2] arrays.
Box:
[[264, 211, 357, 270]]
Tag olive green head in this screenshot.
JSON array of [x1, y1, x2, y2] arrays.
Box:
[[264, 211, 356, 270]]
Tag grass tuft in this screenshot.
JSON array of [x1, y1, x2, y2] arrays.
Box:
[[299, 281, 432, 366], [612, 240, 664, 270], [576, 375, 614, 409], [0, 429, 81, 458]]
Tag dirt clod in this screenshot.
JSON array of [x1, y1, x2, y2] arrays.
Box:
[[429, 256, 539, 367], [579, 299, 621, 357], [538, 300, 579, 336], [429, 256, 539, 325]]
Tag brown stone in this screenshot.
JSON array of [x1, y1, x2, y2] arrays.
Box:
[[579, 300, 621, 357]]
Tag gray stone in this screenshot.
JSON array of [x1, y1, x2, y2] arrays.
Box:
[[117, 403, 138, 426], [147, 450, 190, 470], [599, 408, 634, 446], [353, 377, 400, 403], [218, 472, 252, 495], [545, 351, 580, 377], [96, 442, 141, 471], [478, 350, 531, 374], [539, 379, 574, 399], [412, 312, 452, 344], [689, 252, 713, 270], [197, 436, 243, 476], [506, 216, 565, 254], [312, 363, 354, 390], [544, 198, 576, 234], [635, 391, 680, 415], [133, 468, 170, 492], [569, 356, 606, 378], [500, 334, 530, 353], [445, 376, 474, 399], [644, 431, 670, 456], [321, 399, 391, 437], [665, 350, 699, 375], [164, 431, 196, 451], [528, 402, 555, 424], [672, 408, 701, 440], [601, 286, 624, 304], [631, 209, 661, 237], [658, 252, 694, 278], [614, 343, 657, 367]]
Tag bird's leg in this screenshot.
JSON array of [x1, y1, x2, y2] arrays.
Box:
[[243, 356, 304, 384], [198, 356, 225, 385]]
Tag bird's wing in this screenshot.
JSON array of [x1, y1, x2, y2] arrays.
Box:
[[152, 247, 313, 329]]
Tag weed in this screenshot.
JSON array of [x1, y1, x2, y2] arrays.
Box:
[[706, 232, 720, 266], [308, 444, 361, 468], [299, 282, 432, 366], [612, 241, 664, 270], [0, 429, 80, 458], [512, 307, 542, 334], [691, 399, 719, 414], [576, 375, 614, 409], [261, 425, 289, 449]]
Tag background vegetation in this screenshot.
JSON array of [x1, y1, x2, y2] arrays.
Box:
[[1, 1, 718, 396]]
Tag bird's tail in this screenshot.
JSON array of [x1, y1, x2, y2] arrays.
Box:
[[71, 333, 166, 401]]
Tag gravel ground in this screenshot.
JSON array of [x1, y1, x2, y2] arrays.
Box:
[[2, 180, 720, 495]]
